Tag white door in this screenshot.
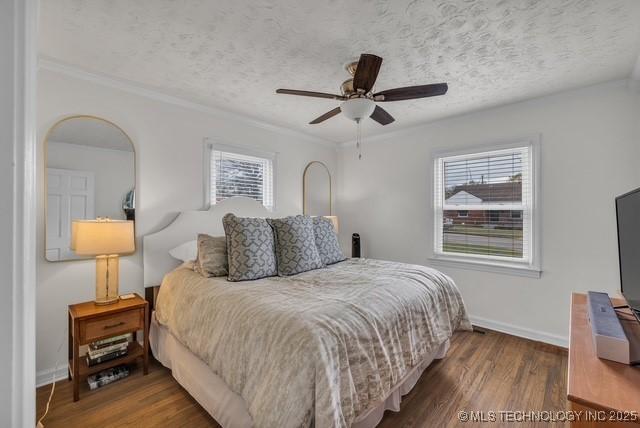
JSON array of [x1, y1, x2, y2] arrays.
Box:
[[46, 168, 95, 261]]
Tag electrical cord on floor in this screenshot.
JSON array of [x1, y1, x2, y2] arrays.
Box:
[[36, 327, 67, 428]]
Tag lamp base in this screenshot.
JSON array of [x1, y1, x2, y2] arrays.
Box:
[[95, 254, 120, 304], [94, 296, 119, 305]]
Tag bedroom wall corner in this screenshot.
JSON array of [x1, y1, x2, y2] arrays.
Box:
[[35, 67, 338, 384], [335, 79, 640, 347]]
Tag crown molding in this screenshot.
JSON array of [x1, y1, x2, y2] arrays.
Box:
[[38, 56, 338, 149], [338, 78, 632, 149]]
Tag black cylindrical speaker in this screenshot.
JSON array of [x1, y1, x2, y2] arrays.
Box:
[[352, 233, 361, 258]]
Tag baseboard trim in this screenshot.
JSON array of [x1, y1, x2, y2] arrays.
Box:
[[470, 315, 568, 348], [36, 366, 68, 388]]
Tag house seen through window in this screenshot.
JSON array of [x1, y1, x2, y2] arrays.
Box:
[[434, 144, 535, 265]]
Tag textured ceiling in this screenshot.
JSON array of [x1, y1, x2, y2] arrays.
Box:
[[48, 117, 134, 152], [39, 0, 640, 143]]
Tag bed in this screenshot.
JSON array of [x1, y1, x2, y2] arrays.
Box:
[[143, 197, 470, 428]]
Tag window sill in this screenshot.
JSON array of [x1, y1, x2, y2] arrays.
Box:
[[427, 255, 541, 278]]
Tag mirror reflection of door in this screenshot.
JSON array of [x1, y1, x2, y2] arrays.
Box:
[[46, 168, 95, 260], [303, 161, 331, 217], [44, 116, 136, 261]]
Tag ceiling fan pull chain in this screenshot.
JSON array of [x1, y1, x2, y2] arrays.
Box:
[[356, 119, 362, 160]]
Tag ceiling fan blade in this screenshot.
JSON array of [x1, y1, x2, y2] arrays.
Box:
[[309, 107, 341, 124], [276, 89, 346, 100], [370, 105, 395, 125], [374, 83, 448, 102], [352, 54, 383, 93]]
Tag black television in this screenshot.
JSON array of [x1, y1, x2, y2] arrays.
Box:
[[616, 186, 640, 317]]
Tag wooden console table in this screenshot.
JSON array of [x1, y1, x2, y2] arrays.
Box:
[[568, 293, 640, 426]]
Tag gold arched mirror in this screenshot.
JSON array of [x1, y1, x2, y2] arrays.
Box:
[[303, 161, 331, 216], [44, 116, 136, 261]]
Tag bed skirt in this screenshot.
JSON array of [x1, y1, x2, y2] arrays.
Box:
[[150, 312, 449, 428]]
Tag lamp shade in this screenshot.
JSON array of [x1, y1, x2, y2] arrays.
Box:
[[71, 219, 135, 256], [324, 216, 339, 233]]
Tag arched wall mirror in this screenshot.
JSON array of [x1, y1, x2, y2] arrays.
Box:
[[303, 161, 332, 216], [44, 116, 136, 261]]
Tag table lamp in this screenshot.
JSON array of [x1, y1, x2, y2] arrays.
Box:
[[71, 219, 135, 305], [324, 216, 339, 233]]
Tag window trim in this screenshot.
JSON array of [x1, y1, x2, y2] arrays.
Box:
[[429, 136, 541, 277], [203, 139, 278, 211]]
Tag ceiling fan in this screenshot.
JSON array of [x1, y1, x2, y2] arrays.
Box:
[[276, 53, 448, 126]]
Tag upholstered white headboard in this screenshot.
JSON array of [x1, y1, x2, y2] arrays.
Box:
[[143, 197, 275, 287]]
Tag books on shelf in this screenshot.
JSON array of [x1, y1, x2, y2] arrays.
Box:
[[87, 341, 128, 359], [89, 333, 132, 350], [86, 332, 132, 366], [87, 365, 130, 390], [86, 348, 128, 366]]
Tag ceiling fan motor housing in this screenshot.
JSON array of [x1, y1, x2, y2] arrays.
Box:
[[341, 79, 355, 96], [341, 98, 376, 122]]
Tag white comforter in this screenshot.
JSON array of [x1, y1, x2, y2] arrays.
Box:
[[155, 258, 470, 428]]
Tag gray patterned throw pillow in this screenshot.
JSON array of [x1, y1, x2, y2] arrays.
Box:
[[195, 234, 228, 277], [268, 215, 324, 276], [313, 216, 346, 265], [223, 213, 278, 281]]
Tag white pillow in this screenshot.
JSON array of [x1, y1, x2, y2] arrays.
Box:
[[169, 240, 198, 262]]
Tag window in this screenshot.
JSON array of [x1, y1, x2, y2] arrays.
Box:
[[433, 142, 539, 273], [207, 144, 275, 210]]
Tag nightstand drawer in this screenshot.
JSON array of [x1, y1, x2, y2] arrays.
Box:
[[80, 309, 143, 343]]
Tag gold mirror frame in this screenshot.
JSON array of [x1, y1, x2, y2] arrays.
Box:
[[302, 161, 332, 216], [43, 115, 137, 262]]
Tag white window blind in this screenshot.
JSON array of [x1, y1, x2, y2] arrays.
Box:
[[210, 149, 274, 210], [434, 145, 534, 265]]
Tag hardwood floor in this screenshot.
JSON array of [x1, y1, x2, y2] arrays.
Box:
[[36, 329, 568, 427]]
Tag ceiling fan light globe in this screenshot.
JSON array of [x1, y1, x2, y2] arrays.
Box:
[[340, 98, 375, 122]]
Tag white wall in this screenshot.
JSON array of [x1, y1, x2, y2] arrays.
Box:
[[36, 68, 337, 383], [47, 141, 135, 219], [336, 80, 640, 346]]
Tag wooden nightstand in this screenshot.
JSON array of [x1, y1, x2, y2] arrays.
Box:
[[68, 294, 149, 401]]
